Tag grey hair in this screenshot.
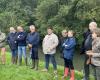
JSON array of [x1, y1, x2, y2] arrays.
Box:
[[89, 22, 97, 28]]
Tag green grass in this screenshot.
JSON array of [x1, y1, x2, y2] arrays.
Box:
[[0, 52, 94, 80]]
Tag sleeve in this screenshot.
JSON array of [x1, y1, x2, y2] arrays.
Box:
[[51, 35, 59, 49], [0, 33, 6, 42], [80, 32, 86, 54], [7, 34, 10, 44], [17, 32, 27, 41], [26, 34, 30, 44], [32, 33, 40, 46], [92, 53, 100, 57], [42, 36, 46, 48], [64, 38, 76, 50], [92, 45, 100, 57]]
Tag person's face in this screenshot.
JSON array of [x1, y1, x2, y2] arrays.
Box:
[[10, 28, 15, 33], [92, 32, 97, 39], [62, 31, 67, 37], [68, 31, 73, 37], [17, 27, 23, 32], [89, 25, 97, 32], [47, 29, 53, 35], [30, 26, 35, 33]]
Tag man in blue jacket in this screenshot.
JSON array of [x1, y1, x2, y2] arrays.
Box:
[[26, 25, 40, 70], [16, 26, 27, 66], [7, 27, 18, 64]]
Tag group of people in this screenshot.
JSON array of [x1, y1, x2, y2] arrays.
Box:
[[81, 22, 100, 80], [0, 21, 100, 80]]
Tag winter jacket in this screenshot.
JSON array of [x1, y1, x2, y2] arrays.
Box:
[[43, 33, 59, 54], [62, 37, 76, 60], [91, 37, 100, 66], [59, 37, 67, 58], [81, 30, 92, 54], [26, 32, 40, 48], [0, 32, 6, 48], [7, 32, 18, 50], [16, 31, 27, 46]]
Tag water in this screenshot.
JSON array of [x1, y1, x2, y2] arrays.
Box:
[[6, 45, 84, 71], [38, 48, 84, 71]]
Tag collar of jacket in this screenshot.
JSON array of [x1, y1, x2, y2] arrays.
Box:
[[30, 32, 36, 35]]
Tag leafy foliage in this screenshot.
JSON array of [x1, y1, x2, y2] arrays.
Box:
[[0, 0, 100, 44]]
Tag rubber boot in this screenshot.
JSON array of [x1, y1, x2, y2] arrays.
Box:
[[70, 70, 75, 80], [15, 56, 18, 64], [35, 60, 39, 70], [19, 58, 22, 66], [25, 58, 27, 66], [12, 57, 14, 64], [31, 59, 35, 69], [62, 67, 69, 80]]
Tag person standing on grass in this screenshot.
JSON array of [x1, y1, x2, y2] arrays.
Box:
[[62, 30, 76, 80], [59, 30, 68, 58], [16, 26, 27, 66], [42, 27, 59, 73], [87, 28, 100, 80], [26, 25, 40, 70], [0, 30, 6, 64], [81, 22, 97, 80], [7, 27, 18, 64]]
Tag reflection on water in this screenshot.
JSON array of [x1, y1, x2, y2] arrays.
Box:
[[38, 48, 84, 71], [7, 45, 84, 71]]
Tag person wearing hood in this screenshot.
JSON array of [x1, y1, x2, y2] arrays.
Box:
[[0, 30, 6, 64]]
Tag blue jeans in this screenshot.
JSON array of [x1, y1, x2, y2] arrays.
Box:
[[18, 46, 27, 60], [45, 54, 57, 70]]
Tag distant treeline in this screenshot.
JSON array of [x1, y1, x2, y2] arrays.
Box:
[[0, 0, 100, 45]]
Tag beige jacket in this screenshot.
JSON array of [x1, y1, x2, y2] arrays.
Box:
[[0, 32, 6, 48], [91, 37, 100, 66], [43, 33, 59, 54]]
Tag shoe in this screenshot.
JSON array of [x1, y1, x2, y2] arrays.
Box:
[[41, 69, 48, 72], [31, 60, 35, 69], [70, 70, 75, 80], [62, 68, 69, 80], [54, 70, 57, 74]]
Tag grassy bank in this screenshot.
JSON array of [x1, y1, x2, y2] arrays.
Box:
[[0, 52, 94, 80]]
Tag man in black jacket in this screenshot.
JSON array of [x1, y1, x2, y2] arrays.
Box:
[[81, 22, 97, 80], [7, 27, 18, 64]]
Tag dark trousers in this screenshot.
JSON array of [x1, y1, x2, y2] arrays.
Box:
[[45, 54, 57, 70], [83, 55, 90, 80], [11, 49, 17, 57], [64, 58, 74, 70]]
